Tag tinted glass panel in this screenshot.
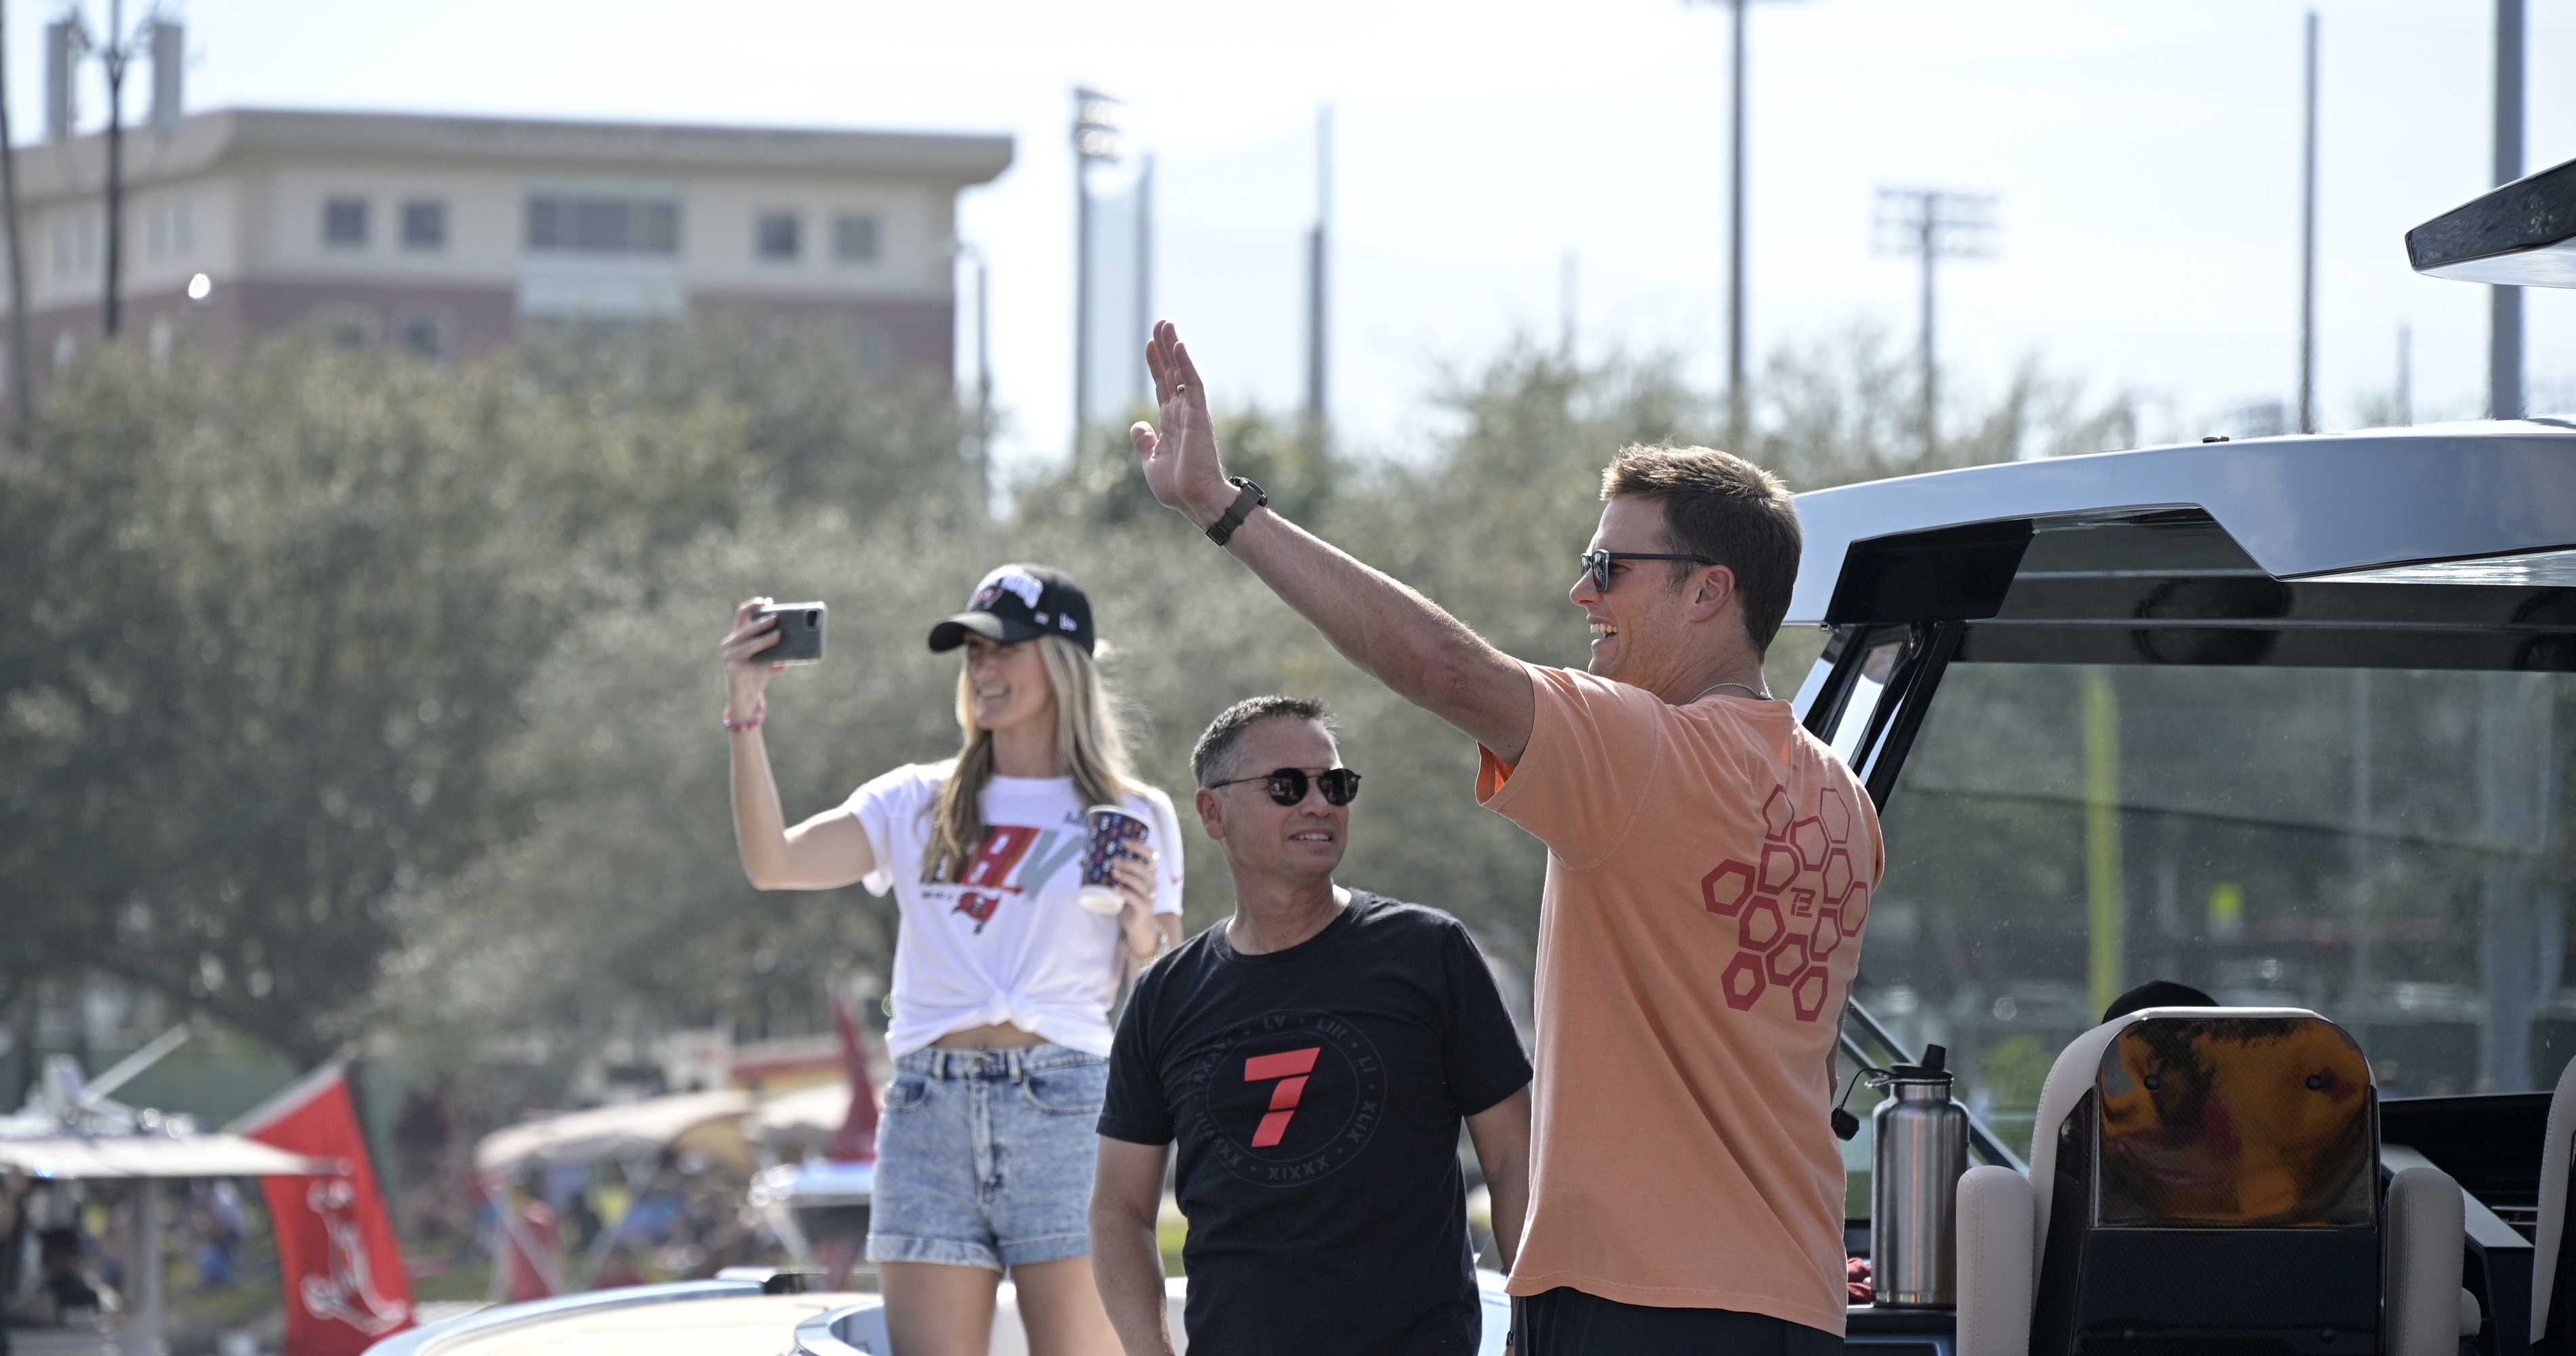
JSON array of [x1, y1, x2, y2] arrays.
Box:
[[526, 196, 681, 255], [1861, 663, 2576, 1159]]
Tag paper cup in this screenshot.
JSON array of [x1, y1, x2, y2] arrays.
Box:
[[1078, 805, 1150, 915]]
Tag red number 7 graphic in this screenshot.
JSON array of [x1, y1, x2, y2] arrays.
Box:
[[1243, 1047, 1322, 1148]]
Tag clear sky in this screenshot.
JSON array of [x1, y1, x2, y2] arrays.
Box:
[[20, 0, 2576, 484]]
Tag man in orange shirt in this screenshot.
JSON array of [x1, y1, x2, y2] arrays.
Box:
[[1128, 321, 1883, 1355]]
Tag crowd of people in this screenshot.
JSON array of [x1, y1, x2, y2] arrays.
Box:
[[721, 319, 1885, 1356]]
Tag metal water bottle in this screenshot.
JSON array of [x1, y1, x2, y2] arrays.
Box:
[[1869, 1044, 1968, 1309]]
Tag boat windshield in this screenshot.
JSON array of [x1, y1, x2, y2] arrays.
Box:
[[1859, 661, 2576, 1163]]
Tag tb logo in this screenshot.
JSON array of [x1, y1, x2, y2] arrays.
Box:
[[1243, 1047, 1321, 1148]]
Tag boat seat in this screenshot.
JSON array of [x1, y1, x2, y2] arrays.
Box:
[[2531, 1056, 2576, 1356], [1957, 1007, 2465, 1356]]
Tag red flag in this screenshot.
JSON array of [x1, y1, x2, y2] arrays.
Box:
[[828, 994, 879, 1163], [236, 1062, 415, 1355]]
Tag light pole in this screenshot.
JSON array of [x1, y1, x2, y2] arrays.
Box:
[[1304, 106, 1331, 450], [1, 0, 33, 445], [2297, 10, 2319, 435], [102, 0, 126, 338], [1689, 0, 1791, 448], [953, 240, 994, 515], [1874, 188, 1996, 458], [1071, 87, 1122, 451], [2490, 0, 2524, 421]]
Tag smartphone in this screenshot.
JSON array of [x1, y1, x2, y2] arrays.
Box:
[[756, 602, 827, 664]]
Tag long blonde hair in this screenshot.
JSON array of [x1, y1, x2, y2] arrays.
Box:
[[924, 635, 1136, 882]]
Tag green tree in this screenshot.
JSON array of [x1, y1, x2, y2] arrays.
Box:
[[0, 321, 966, 1065]]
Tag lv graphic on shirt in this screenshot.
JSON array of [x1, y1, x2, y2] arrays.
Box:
[[846, 763, 1185, 1058]]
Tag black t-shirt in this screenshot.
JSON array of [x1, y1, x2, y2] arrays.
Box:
[[1099, 892, 1533, 1356]]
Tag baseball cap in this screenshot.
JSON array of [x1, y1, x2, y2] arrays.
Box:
[[927, 563, 1097, 655]]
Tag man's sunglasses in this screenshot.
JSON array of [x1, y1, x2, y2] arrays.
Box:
[[1205, 767, 1363, 807], [1579, 549, 1715, 595]]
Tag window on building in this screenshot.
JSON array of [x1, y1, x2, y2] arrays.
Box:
[[525, 195, 681, 254], [847, 321, 891, 378], [757, 212, 801, 262], [174, 201, 196, 254], [148, 203, 169, 261], [833, 214, 880, 264], [323, 197, 369, 249], [403, 200, 447, 252], [315, 306, 378, 350], [393, 307, 454, 361]]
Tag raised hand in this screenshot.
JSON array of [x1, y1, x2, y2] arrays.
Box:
[[1131, 320, 1234, 526], [721, 598, 786, 722]]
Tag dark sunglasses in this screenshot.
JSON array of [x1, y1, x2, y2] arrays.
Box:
[[1205, 767, 1362, 807], [1579, 549, 1716, 595]]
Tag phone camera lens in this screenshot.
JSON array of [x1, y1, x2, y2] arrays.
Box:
[[805, 610, 822, 626]]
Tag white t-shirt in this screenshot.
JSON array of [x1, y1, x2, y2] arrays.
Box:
[[846, 763, 1186, 1058]]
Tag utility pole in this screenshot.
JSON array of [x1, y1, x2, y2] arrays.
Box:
[[2297, 10, 2319, 435], [1133, 153, 1154, 411], [1874, 187, 1996, 458], [1, 0, 35, 447], [1070, 87, 1121, 451], [2490, 0, 2524, 421], [1304, 106, 1331, 447]]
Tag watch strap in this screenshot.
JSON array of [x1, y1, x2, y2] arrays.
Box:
[[1205, 477, 1268, 546]]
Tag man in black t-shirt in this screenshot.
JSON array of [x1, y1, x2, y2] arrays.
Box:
[[1091, 696, 1534, 1356]]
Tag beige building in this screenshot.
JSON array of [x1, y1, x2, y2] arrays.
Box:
[[8, 108, 1013, 386]]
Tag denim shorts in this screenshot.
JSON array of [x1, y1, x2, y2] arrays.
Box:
[[864, 1042, 1108, 1273]]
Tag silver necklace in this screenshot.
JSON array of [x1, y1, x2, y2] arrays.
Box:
[[1689, 679, 1773, 703]]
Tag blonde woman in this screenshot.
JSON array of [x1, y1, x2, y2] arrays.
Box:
[[723, 564, 1184, 1356]]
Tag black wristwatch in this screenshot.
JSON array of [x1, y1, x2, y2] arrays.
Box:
[[1205, 476, 1268, 546]]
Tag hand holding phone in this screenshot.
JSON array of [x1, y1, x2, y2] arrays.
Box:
[[756, 603, 828, 665]]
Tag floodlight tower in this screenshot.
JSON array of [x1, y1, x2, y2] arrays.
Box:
[[1874, 188, 1996, 456], [1071, 87, 1123, 449]]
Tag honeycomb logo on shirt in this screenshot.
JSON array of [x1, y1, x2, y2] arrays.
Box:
[[1176, 1010, 1386, 1187], [1699, 784, 1866, 1022]]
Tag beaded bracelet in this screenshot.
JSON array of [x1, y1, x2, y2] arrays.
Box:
[[723, 698, 767, 734]]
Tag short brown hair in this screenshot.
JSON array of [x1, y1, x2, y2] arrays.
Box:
[[1600, 444, 1801, 652]]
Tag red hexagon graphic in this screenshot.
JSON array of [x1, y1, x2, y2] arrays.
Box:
[[1760, 784, 1794, 841], [1790, 817, 1829, 870], [1765, 934, 1811, 986], [1819, 786, 1851, 845], [1788, 887, 1817, 919], [1759, 843, 1800, 892], [1838, 883, 1871, 934], [1809, 906, 1845, 961], [1820, 847, 1854, 905], [1702, 860, 1756, 917], [1722, 951, 1768, 1010], [1790, 966, 1833, 1021], [1738, 894, 1785, 953]]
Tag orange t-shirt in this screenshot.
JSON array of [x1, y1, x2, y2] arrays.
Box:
[[1477, 664, 1883, 1333]]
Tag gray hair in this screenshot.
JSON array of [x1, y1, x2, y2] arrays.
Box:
[[1191, 696, 1336, 787]]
